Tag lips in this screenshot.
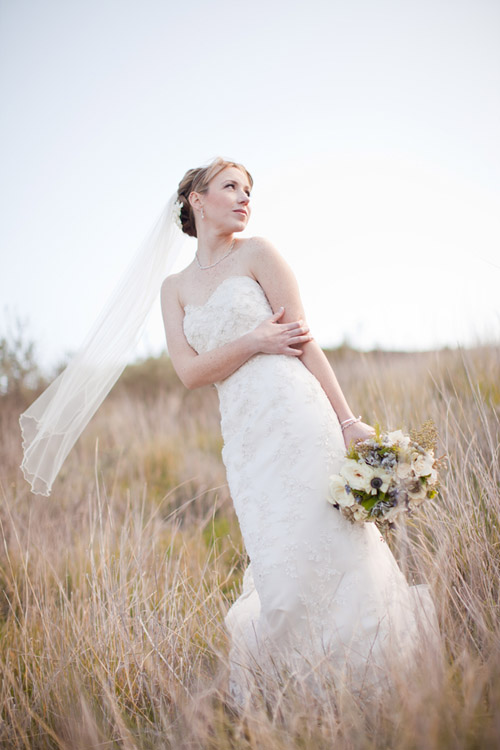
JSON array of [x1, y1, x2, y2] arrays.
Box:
[[234, 209, 248, 217]]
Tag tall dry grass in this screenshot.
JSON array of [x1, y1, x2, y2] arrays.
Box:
[[0, 345, 499, 748]]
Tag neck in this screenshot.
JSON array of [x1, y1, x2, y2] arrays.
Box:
[[195, 229, 235, 266]]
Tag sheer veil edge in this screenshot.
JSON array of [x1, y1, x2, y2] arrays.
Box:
[[19, 193, 188, 496]]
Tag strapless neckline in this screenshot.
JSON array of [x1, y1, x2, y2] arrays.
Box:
[[183, 275, 262, 313], [182, 272, 273, 358]]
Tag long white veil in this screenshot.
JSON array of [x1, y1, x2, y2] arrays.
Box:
[[20, 193, 189, 496]]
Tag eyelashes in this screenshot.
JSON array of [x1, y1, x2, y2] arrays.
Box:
[[224, 182, 251, 197]]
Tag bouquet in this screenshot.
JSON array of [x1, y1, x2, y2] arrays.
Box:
[[328, 421, 441, 533]]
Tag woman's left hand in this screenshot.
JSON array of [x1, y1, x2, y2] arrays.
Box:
[[342, 420, 375, 451]]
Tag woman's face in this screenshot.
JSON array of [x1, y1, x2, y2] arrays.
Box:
[[196, 166, 252, 234]]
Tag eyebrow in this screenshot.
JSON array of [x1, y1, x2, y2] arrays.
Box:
[[222, 177, 251, 191]]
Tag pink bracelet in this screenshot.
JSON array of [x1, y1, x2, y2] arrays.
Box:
[[340, 415, 362, 432]]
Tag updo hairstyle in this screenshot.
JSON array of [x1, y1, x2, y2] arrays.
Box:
[[176, 157, 253, 237]]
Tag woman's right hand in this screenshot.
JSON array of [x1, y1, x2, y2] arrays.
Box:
[[250, 307, 313, 356]]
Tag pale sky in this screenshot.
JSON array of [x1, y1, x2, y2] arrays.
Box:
[[1, 0, 499, 373]]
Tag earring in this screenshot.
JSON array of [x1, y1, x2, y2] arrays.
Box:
[[201, 208, 205, 220]]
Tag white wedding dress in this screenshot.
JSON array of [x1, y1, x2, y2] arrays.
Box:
[[183, 275, 438, 707]]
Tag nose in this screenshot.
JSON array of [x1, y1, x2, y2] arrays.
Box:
[[238, 190, 250, 204]]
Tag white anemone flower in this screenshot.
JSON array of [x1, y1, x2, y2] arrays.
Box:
[[340, 459, 374, 493], [328, 474, 353, 508], [367, 468, 393, 495]]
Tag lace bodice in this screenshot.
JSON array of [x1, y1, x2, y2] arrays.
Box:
[[183, 275, 270, 354]]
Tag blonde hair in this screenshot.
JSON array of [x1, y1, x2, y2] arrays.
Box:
[[176, 157, 253, 237]]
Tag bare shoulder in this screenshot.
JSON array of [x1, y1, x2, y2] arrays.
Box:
[[242, 235, 278, 254], [161, 264, 194, 296], [238, 236, 283, 272], [160, 271, 185, 310], [161, 271, 179, 296]]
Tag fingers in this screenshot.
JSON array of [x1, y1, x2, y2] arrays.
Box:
[[260, 310, 313, 356], [284, 322, 310, 339], [270, 306, 285, 322], [288, 331, 312, 343], [283, 334, 313, 355], [283, 319, 305, 332], [270, 310, 308, 332]]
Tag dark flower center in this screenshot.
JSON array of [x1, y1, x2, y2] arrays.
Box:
[[370, 477, 383, 489]]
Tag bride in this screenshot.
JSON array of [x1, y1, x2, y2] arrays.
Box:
[[19, 154, 438, 708], [161, 157, 438, 706]]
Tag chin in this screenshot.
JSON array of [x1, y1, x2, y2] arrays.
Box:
[[233, 217, 249, 232], [222, 221, 246, 235]]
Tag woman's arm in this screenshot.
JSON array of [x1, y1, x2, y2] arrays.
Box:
[[161, 275, 312, 389], [249, 238, 374, 443]]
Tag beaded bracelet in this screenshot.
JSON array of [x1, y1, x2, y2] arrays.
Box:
[[340, 415, 362, 432]]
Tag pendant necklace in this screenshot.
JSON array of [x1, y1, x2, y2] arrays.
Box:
[[196, 240, 236, 270]]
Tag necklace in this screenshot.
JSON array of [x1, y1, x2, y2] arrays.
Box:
[[196, 240, 236, 270]]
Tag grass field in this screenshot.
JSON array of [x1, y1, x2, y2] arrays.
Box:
[[0, 344, 499, 748]]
